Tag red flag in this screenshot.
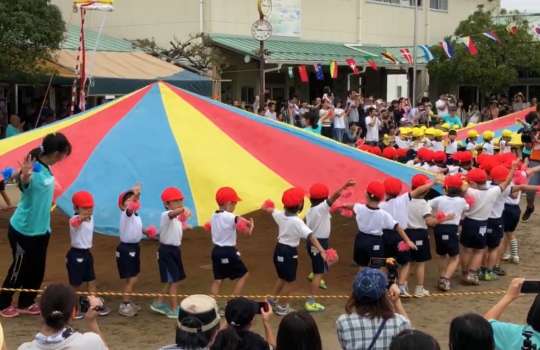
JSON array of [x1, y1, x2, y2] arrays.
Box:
[[400, 48, 414, 65], [298, 65, 309, 83], [346, 58, 360, 75], [367, 59, 378, 71], [462, 36, 478, 56]]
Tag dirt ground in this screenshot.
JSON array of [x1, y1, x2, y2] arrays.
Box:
[[1, 200, 540, 350]]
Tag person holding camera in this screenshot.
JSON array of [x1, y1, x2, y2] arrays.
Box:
[[18, 283, 107, 350], [484, 278, 540, 350], [211, 297, 275, 350]]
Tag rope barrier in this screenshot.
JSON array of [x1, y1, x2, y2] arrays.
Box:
[[0, 287, 506, 299]]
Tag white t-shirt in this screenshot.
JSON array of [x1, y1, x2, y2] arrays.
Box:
[[429, 196, 469, 225], [429, 165, 447, 174], [159, 211, 183, 246], [119, 210, 143, 243], [395, 137, 410, 149], [489, 185, 512, 219], [353, 204, 397, 236], [446, 140, 458, 154], [380, 193, 410, 229], [466, 186, 502, 221], [333, 108, 346, 129], [407, 198, 432, 229], [319, 109, 332, 127], [264, 110, 277, 120], [306, 201, 331, 239], [466, 141, 477, 151], [365, 116, 381, 142], [436, 99, 448, 115], [505, 184, 521, 205], [211, 211, 237, 246], [483, 141, 495, 155], [70, 216, 94, 249], [499, 140, 512, 154], [447, 165, 460, 174], [272, 210, 312, 247], [18, 331, 108, 350], [432, 141, 444, 151]]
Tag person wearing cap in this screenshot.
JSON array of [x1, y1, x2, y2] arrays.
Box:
[[160, 294, 221, 350], [340, 181, 416, 271], [336, 268, 411, 350], [461, 163, 516, 286], [212, 297, 275, 350], [431, 129, 445, 152], [442, 105, 463, 129], [428, 174, 469, 291], [150, 187, 188, 318], [482, 131, 496, 155], [499, 129, 513, 154], [465, 130, 479, 152], [66, 191, 110, 319], [395, 128, 411, 149], [265, 187, 327, 316], [430, 151, 448, 174], [305, 180, 355, 313], [209, 187, 253, 299], [445, 129, 459, 156]]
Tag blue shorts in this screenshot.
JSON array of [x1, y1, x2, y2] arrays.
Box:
[[158, 244, 186, 283], [306, 238, 329, 274], [405, 228, 431, 262], [383, 229, 411, 265], [433, 225, 459, 257], [486, 217, 504, 249], [502, 204, 521, 233], [211, 245, 248, 280], [66, 248, 95, 286], [116, 242, 140, 279], [460, 218, 488, 249], [273, 243, 298, 282], [354, 232, 384, 267]]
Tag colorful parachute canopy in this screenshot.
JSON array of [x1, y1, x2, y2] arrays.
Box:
[[457, 107, 534, 141], [0, 82, 426, 235]]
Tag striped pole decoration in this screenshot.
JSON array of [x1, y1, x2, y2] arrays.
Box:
[[70, 7, 87, 115]]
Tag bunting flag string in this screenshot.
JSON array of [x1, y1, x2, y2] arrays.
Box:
[[329, 60, 338, 79], [461, 36, 478, 56], [482, 31, 500, 42], [346, 58, 360, 75], [419, 45, 434, 62], [287, 66, 294, 79], [400, 48, 414, 65], [366, 57, 378, 71], [298, 65, 309, 83], [381, 51, 399, 64], [313, 64, 324, 80], [441, 39, 454, 59]]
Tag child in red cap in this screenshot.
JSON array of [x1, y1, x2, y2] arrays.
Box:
[[209, 186, 253, 298], [305, 180, 355, 313], [428, 175, 469, 291], [66, 191, 110, 319], [266, 187, 327, 316], [150, 187, 187, 318]]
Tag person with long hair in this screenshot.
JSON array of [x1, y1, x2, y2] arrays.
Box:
[[450, 313, 494, 350], [276, 311, 322, 350]]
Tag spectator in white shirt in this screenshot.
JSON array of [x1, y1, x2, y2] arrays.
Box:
[[365, 107, 381, 145], [333, 101, 347, 142]]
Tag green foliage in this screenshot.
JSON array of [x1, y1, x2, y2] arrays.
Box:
[[427, 7, 540, 96], [0, 0, 65, 79]]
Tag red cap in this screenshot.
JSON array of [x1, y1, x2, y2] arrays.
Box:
[[451, 151, 462, 163], [444, 174, 463, 189], [476, 153, 492, 167], [282, 187, 305, 207], [72, 191, 94, 208], [490, 165, 510, 183], [382, 147, 398, 160], [411, 174, 431, 190], [161, 187, 184, 202], [309, 183, 330, 199], [433, 151, 447, 163], [479, 158, 498, 174], [358, 144, 371, 152], [383, 177, 402, 196], [467, 168, 488, 184], [215, 187, 241, 205], [370, 146, 382, 157], [396, 148, 408, 159], [460, 151, 473, 164], [366, 181, 386, 201]]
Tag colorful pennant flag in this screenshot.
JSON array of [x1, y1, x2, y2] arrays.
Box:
[[313, 64, 324, 80], [533, 25, 540, 38], [418, 45, 434, 62], [461, 36, 478, 56], [288, 66, 294, 79], [329, 60, 338, 79], [346, 58, 360, 75], [482, 31, 499, 43], [400, 48, 414, 65], [298, 65, 309, 83], [441, 39, 454, 59], [366, 58, 378, 71], [381, 51, 399, 64], [506, 22, 518, 35]]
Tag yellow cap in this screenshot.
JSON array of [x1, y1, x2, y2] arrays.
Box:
[[425, 127, 435, 135], [412, 128, 424, 138], [468, 122, 477, 127], [434, 129, 444, 137], [482, 130, 494, 140], [450, 124, 459, 131], [467, 129, 479, 138], [502, 129, 513, 138], [509, 133, 523, 146], [441, 123, 450, 130], [400, 127, 412, 135]]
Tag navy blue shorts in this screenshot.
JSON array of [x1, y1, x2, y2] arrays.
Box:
[[306, 238, 329, 274], [486, 217, 504, 249], [433, 225, 459, 257], [66, 248, 95, 286], [405, 228, 431, 262], [116, 242, 140, 279], [211, 245, 248, 280], [273, 243, 298, 282], [354, 232, 384, 267], [460, 218, 488, 249], [383, 229, 411, 265], [503, 204, 521, 233], [158, 244, 186, 283]]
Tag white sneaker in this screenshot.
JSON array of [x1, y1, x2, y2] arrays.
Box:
[[119, 302, 137, 317], [511, 255, 520, 264], [399, 285, 412, 298], [414, 287, 431, 298], [502, 253, 511, 261], [274, 304, 293, 316]]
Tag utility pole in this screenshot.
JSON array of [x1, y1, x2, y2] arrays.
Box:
[[252, 0, 272, 110], [412, 0, 418, 103], [259, 14, 266, 108]]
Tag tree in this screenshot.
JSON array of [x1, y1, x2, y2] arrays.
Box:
[[427, 7, 540, 99], [0, 0, 65, 78]]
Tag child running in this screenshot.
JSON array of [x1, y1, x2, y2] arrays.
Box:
[[304, 180, 355, 313]]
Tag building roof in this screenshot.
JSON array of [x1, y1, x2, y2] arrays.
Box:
[[208, 33, 428, 66], [61, 24, 134, 52]]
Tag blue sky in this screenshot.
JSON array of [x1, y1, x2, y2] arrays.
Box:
[[501, 0, 540, 12]]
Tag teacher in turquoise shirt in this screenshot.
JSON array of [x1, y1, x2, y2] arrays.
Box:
[[0, 133, 71, 318]]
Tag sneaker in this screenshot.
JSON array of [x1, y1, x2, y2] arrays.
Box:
[[319, 280, 328, 290], [438, 278, 451, 292], [274, 304, 293, 317], [522, 206, 535, 221], [511, 255, 520, 264], [464, 272, 480, 286], [167, 306, 180, 319], [414, 287, 431, 298], [18, 303, 40, 316], [478, 268, 486, 281], [0, 305, 19, 318], [150, 301, 171, 315], [307, 272, 314, 281], [304, 301, 325, 312], [119, 302, 137, 317], [502, 253, 511, 261], [130, 302, 142, 312], [481, 271, 498, 281], [493, 266, 506, 276], [399, 285, 412, 298]]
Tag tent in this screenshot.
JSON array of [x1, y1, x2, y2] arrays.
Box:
[[0, 82, 426, 236]]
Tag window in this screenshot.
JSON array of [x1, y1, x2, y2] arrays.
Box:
[[241, 86, 255, 104], [430, 0, 448, 10], [370, 0, 421, 7]]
